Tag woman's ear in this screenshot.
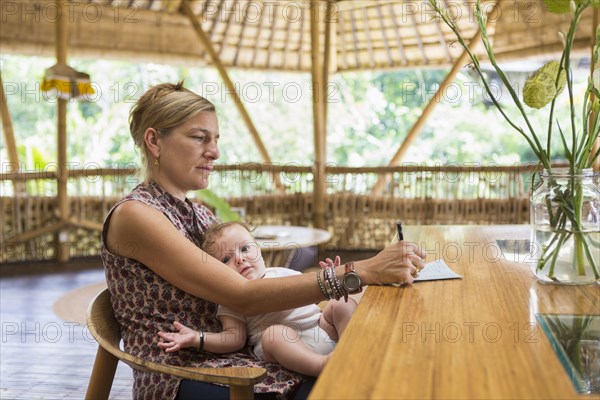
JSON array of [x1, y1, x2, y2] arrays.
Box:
[[143, 128, 160, 158]]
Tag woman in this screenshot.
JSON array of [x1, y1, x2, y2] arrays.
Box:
[[102, 81, 426, 400]]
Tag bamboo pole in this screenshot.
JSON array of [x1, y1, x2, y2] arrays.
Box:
[[56, 0, 70, 262], [311, 0, 326, 229], [181, 0, 283, 192], [322, 0, 334, 135], [591, 7, 599, 172], [0, 72, 24, 194], [371, 1, 500, 195]]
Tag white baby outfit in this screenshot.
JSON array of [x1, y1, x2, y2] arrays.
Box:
[[217, 267, 336, 359]]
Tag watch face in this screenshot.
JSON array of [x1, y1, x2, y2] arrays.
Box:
[[343, 272, 361, 292]]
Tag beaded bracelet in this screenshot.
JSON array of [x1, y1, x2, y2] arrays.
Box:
[[316, 270, 329, 299], [324, 267, 346, 301], [323, 270, 336, 299], [329, 267, 345, 300]]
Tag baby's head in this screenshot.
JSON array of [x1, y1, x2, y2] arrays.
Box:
[[202, 221, 266, 280]]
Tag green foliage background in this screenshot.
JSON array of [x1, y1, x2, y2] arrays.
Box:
[[0, 54, 591, 171]]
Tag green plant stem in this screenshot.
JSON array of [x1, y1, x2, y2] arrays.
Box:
[[572, 180, 586, 276], [582, 232, 600, 278], [547, 231, 571, 279], [429, 1, 547, 165], [473, 4, 548, 166]]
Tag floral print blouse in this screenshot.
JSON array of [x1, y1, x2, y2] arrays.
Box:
[[101, 181, 302, 400]]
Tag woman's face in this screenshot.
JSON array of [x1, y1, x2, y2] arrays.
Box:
[[210, 224, 267, 281], [155, 112, 220, 198]]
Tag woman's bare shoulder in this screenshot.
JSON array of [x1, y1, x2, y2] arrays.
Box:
[[106, 200, 172, 257]]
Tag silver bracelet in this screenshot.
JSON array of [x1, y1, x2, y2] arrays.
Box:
[[198, 330, 205, 351], [316, 270, 329, 299]]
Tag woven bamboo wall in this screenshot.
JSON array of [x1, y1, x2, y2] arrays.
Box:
[[0, 192, 529, 263], [1, 162, 542, 263]]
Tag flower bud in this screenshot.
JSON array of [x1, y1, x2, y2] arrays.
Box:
[[569, 0, 577, 13], [558, 31, 567, 48], [523, 61, 567, 109], [593, 69, 600, 92]]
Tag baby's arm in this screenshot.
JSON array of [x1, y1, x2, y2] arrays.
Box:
[[158, 316, 246, 354]]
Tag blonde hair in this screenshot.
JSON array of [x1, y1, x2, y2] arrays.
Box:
[[129, 81, 215, 182]]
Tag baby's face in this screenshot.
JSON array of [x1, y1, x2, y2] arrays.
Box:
[[210, 224, 267, 280]]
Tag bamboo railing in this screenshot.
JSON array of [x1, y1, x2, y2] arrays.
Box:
[[1, 163, 548, 263]]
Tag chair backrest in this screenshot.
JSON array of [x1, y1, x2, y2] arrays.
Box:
[[86, 288, 267, 399]]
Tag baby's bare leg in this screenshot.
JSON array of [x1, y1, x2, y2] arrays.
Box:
[[319, 298, 358, 342], [261, 325, 330, 377]]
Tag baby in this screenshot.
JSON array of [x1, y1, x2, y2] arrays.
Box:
[[158, 221, 357, 376]]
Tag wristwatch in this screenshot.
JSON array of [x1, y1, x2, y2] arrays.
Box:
[[342, 261, 362, 301]]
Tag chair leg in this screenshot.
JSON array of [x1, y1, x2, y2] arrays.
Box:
[[229, 384, 254, 400], [85, 345, 119, 400]]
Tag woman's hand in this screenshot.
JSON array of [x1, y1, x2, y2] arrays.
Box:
[[158, 321, 199, 353], [356, 241, 426, 287]]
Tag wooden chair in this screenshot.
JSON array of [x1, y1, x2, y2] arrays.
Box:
[[85, 288, 267, 400]]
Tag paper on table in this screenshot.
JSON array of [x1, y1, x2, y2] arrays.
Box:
[[391, 259, 461, 287]]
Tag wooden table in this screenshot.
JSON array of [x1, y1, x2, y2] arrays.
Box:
[[253, 225, 332, 268], [310, 225, 599, 399]]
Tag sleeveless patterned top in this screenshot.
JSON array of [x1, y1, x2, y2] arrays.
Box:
[[101, 181, 302, 400]]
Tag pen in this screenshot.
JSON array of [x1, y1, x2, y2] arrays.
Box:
[[396, 221, 404, 241]]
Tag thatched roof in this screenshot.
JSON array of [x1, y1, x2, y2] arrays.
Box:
[[1, 0, 596, 72]]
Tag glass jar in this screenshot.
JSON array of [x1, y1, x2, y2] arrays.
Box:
[[529, 168, 600, 285]]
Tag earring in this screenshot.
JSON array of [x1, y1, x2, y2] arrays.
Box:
[[154, 157, 159, 167]]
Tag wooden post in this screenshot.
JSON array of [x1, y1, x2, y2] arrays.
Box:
[[311, 0, 326, 229], [591, 7, 599, 172], [371, 1, 500, 195], [0, 72, 24, 194], [180, 0, 283, 192], [55, 0, 70, 262], [322, 0, 335, 130]]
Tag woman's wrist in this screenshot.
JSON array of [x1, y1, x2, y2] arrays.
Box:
[[352, 259, 372, 286]]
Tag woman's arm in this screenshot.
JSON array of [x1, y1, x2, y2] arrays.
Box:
[[107, 200, 425, 316], [106, 200, 325, 315], [158, 317, 247, 354]]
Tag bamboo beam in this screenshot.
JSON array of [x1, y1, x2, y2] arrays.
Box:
[[266, 4, 279, 69], [591, 6, 599, 172], [233, 1, 250, 66], [409, 11, 428, 65], [311, 0, 326, 229], [6, 221, 67, 244], [200, 0, 224, 60], [56, 0, 70, 262], [371, 1, 500, 195], [388, 4, 408, 66], [434, 15, 452, 62], [338, 11, 349, 70], [181, 0, 282, 191], [361, 8, 375, 67], [218, 0, 237, 58], [0, 72, 23, 194], [375, 5, 393, 67], [296, 7, 305, 70], [282, 8, 293, 70], [69, 218, 103, 232], [348, 10, 360, 68], [251, 4, 266, 68], [322, 0, 335, 127]]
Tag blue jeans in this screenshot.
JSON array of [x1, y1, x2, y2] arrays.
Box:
[[176, 377, 316, 400]]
